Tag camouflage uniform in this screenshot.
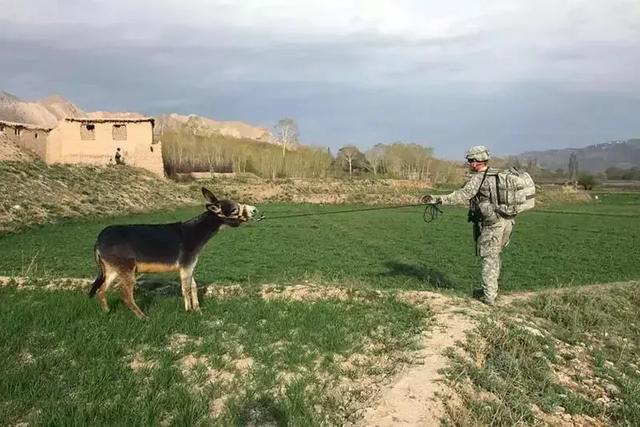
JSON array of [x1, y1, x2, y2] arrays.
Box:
[[439, 169, 515, 304]]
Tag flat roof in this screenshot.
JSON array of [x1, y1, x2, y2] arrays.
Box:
[[0, 119, 53, 131], [65, 117, 155, 124]]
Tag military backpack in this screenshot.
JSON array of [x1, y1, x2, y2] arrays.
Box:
[[486, 167, 536, 216]]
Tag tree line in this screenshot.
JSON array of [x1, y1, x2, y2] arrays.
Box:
[[160, 128, 462, 184]]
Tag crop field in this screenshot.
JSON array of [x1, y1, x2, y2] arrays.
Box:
[[0, 193, 638, 293], [0, 283, 428, 425], [0, 192, 638, 425]]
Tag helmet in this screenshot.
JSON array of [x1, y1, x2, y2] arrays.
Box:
[[465, 145, 490, 161]]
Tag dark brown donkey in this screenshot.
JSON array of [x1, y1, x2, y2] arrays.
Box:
[[88, 187, 258, 319]]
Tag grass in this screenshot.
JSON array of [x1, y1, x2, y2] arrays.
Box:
[[443, 283, 640, 426], [0, 284, 428, 426], [1, 185, 638, 425], [0, 160, 197, 234], [0, 193, 638, 294]]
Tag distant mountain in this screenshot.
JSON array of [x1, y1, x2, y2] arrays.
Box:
[[517, 139, 640, 173], [156, 113, 274, 144], [36, 94, 85, 121], [0, 91, 82, 127]]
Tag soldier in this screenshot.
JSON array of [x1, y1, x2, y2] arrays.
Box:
[[114, 147, 125, 165], [422, 146, 515, 305]]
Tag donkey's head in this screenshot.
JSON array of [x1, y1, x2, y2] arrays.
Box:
[[202, 187, 257, 227]]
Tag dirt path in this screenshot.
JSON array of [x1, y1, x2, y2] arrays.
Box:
[[358, 281, 638, 426], [358, 292, 482, 426]]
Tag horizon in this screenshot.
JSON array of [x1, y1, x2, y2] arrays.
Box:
[[2, 1, 639, 159]]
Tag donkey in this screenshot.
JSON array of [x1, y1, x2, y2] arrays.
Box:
[[88, 187, 258, 319]]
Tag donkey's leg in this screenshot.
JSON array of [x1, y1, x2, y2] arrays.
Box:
[[180, 269, 193, 312], [187, 259, 200, 312], [120, 270, 147, 320], [190, 277, 200, 312], [96, 266, 119, 313]]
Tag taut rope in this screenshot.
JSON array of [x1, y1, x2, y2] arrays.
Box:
[[255, 203, 443, 223]]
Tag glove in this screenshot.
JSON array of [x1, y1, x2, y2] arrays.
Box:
[[421, 195, 442, 204], [422, 194, 441, 204]]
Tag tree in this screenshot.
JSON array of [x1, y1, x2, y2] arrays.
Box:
[[578, 172, 597, 190], [384, 142, 433, 180], [273, 118, 300, 159], [568, 152, 579, 185], [335, 145, 370, 178], [365, 143, 388, 176]]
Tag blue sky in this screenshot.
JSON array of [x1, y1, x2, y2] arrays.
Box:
[[1, 0, 639, 158]]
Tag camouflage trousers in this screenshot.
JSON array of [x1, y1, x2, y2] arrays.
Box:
[[478, 216, 515, 304]]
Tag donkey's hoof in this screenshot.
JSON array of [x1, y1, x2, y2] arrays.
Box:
[[135, 312, 148, 321]]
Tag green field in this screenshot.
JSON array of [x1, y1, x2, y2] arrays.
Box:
[[0, 285, 427, 425], [1, 193, 639, 425], [0, 193, 638, 295]]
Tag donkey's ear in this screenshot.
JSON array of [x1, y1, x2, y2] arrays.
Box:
[[202, 187, 218, 203]]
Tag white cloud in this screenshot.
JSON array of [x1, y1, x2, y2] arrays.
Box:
[[3, 0, 638, 88]]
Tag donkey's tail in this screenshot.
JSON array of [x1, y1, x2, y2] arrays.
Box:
[[88, 248, 105, 298]]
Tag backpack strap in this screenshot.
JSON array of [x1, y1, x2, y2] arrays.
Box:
[[476, 168, 490, 197]]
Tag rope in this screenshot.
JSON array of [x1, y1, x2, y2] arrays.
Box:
[[423, 203, 443, 223], [255, 203, 441, 222], [253, 204, 635, 224]]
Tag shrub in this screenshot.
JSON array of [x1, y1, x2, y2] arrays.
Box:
[[578, 173, 598, 190]]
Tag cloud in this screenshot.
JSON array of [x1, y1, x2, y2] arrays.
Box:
[[1, 0, 639, 156]]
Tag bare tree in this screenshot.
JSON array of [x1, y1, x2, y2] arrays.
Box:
[[366, 143, 387, 176], [273, 118, 300, 159], [336, 145, 370, 178]]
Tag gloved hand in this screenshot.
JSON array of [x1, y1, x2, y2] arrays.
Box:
[[421, 195, 441, 204]]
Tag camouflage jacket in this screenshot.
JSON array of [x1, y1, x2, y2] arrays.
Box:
[[440, 168, 499, 224]]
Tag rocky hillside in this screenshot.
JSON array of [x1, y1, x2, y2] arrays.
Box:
[[0, 134, 35, 161], [518, 139, 640, 173], [156, 113, 274, 144], [0, 91, 81, 127]]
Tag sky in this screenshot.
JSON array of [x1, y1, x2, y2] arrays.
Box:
[[1, 0, 639, 158]]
